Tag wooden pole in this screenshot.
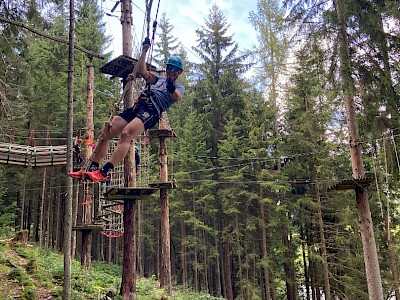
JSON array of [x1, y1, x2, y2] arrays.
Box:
[[63, 0, 75, 297], [159, 115, 171, 293], [81, 65, 95, 269], [120, 0, 137, 298]]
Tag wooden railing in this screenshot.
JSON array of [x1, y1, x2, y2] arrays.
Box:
[[0, 142, 67, 167]]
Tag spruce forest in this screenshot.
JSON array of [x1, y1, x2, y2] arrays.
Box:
[[1, 0, 400, 299]]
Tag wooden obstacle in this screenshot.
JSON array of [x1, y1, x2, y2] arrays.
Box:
[[99, 55, 157, 79], [72, 223, 104, 231], [104, 187, 158, 201], [148, 181, 176, 189], [327, 177, 373, 191], [0, 142, 67, 167]]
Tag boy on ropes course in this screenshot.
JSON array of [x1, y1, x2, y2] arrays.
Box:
[[68, 39, 185, 182], [74, 138, 83, 166]]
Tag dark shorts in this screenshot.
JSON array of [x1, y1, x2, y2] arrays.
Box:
[[118, 98, 159, 130]]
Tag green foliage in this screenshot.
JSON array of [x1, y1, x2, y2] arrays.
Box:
[[8, 266, 29, 282], [21, 285, 37, 300], [1, 244, 231, 299]]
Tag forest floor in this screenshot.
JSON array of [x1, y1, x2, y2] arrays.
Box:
[[0, 237, 224, 300], [0, 247, 53, 299]]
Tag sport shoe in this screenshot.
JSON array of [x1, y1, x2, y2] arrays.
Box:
[[68, 169, 85, 179], [85, 170, 109, 182]]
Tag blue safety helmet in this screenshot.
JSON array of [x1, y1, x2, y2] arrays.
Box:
[[135, 146, 140, 151], [166, 55, 184, 71]]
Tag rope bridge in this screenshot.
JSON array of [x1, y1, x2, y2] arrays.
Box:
[[0, 142, 67, 167]]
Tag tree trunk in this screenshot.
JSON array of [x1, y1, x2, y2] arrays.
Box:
[[71, 182, 79, 259], [46, 171, 54, 249], [63, 0, 75, 297], [301, 229, 310, 300], [214, 232, 222, 297], [203, 235, 209, 292], [39, 168, 46, 248], [55, 186, 61, 251], [312, 165, 330, 299], [81, 229, 92, 269], [235, 215, 242, 292], [381, 138, 400, 299], [159, 188, 171, 292], [180, 219, 187, 286], [137, 201, 143, 277], [158, 115, 172, 293], [119, 0, 137, 297], [334, 0, 384, 298], [260, 189, 272, 300], [193, 192, 199, 292], [120, 200, 137, 300], [282, 226, 296, 300], [223, 218, 234, 300], [81, 65, 95, 268]]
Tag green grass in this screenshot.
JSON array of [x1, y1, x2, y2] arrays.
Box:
[[0, 243, 224, 300]]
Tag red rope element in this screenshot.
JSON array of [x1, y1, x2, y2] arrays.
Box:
[[115, 205, 123, 212], [27, 130, 35, 147], [81, 201, 92, 205], [100, 231, 123, 238]]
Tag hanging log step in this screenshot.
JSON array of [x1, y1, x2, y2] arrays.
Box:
[[146, 129, 177, 139], [104, 187, 158, 201], [327, 177, 374, 191]]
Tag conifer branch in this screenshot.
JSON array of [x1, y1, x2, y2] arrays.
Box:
[[0, 16, 105, 59]]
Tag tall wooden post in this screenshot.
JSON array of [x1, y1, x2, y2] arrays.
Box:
[[159, 115, 171, 293], [63, 0, 75, 297], [81, 65, 95, 269], [120, 0, 137, 298]]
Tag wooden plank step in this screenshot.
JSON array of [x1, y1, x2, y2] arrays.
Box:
[[146, 129, 177, 139]]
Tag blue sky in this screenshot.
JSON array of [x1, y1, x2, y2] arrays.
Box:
[[100, 0, 259, 64]]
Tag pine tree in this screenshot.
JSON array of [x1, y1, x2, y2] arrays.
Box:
[[191, 5, 250, 299], [153, 12, 179, 68]]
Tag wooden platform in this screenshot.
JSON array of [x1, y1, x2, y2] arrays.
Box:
[[147, 129, 177, 139], [148, 181, 177, 189], [327, 177, 374, 191], [99, 55, 157, 79], [104, 187, 158, 201], [0, 142, 67, 167]]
